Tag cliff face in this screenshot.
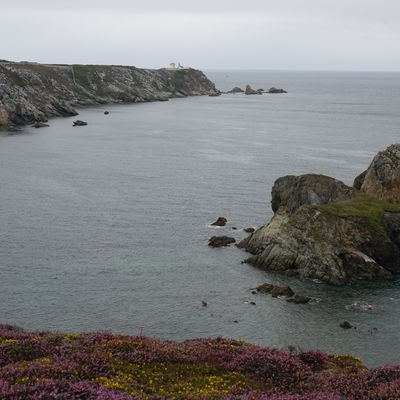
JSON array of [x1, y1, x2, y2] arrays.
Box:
[[238, 145, 400, 285], [0, 62, 219, 126]]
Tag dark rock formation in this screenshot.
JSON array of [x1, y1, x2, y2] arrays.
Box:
[[208, 236, 236, 248], [228, 86, 244, 94], [245, 85, 258, 95], [354, 144, 400, 205], [73, 120, 88, 126], [268, 87, 287, 94], [244, 227, 255, 233], [238, 145, 400, 285], [211, 217, 227, 227], [32, 122, 49, 128], [0, 62, 219, 127], [104, 111, 109, 115], [340, 321, 353, 329], [271, 174, 356, 213], [286, 295, 311, 304]]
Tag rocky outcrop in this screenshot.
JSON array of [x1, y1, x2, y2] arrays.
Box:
[[211, 217, 227, 227], [228, 86, 244, 94], [245, 85, 258, 95], [0, 61, 219, 127], [209, 236, 236, 247], [271, 174, 356, 213], [268, 87, 287, 94], [238, 145, 400, 285], [354, 144, 400, 205]]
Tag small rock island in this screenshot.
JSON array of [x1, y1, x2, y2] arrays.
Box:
[[238, 144, 400, 285]]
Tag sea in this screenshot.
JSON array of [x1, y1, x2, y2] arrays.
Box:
[[1, 70, 400, 366]]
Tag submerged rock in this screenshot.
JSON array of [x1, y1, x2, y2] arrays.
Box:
[[104, 111, 109, 115], [238, 145, 400, 285], [73, 120, 88, 126], [244, 227, 255, 233], [286, 295, 311, 304], [208, 236, 236, 248], [211, 217, 227, 226]]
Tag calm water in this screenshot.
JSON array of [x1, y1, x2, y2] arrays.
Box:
[[1, 70, 400, 366]]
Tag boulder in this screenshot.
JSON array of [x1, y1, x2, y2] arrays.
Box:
[[286, 295, 311, 304], [271, 174, 356, 213], [104, 111, 110, 115], [211, 217, 227, 227], [268, 87, 287, 94], [228, 86, 244, 94], [245, 85, 258, 95], [208, 236, 236, 248], [270, 285, 294, 298], [355, 144, 400, 205], [244, 227, 255, 233], [73, 120, 88, 126], [340, 321, 353, 329]]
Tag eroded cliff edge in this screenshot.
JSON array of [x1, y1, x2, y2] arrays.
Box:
[[0, 61, 219, 127], [238, 144, 400, 285]]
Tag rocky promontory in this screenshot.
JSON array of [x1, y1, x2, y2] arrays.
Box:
[[238, 144, 400, 285], [0, 61, 219, 127]]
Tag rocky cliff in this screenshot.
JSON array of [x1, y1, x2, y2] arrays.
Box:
[[0, 61, 219, 127], [238, 144, 400, 285]]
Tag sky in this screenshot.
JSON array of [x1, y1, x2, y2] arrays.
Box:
[[1, 0, 400, 71]]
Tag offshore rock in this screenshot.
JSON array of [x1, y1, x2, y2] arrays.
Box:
[[228, 86, 244, 94], [73, 120, 88, 126], [245, 85, 258, 95], [0, 61, 218, 127], [208, 236, 236, 248], [268, 87, 287, 93], [239, 145, 400, 285], [211, 217, 227, 227]]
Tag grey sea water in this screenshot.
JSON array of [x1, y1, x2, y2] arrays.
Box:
[[1, 70, 400, 366]]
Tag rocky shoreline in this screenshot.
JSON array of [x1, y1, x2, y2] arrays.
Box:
[[0, 61, 219, 128]]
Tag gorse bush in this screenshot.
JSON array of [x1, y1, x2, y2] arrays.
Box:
[[0, 324, 399, 399]]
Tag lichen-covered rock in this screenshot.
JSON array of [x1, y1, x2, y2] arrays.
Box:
[[0, 62, 218, 127], [355, 144, 400, 205]]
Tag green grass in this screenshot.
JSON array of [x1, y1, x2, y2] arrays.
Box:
[[72, 65, 96, 89], [319, 193, 400, 238]]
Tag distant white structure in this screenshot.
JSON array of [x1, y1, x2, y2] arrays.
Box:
[[167, 62, 185, 70]]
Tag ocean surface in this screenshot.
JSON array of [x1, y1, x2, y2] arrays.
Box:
[[1, 70, 400, 366]]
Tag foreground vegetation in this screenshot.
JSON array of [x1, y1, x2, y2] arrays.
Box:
[[0, 324, 399, 399]]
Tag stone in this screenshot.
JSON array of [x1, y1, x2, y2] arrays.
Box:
[[270, 285, 294, 298], [211, 217, 227, 226], [244, 227, 255, 233], [340, 321, 353, 329], [268, 87, 287, 94], [104, 111, 110, 115], [271, 174, 356, 214], [208, 236, 236, 248], [73, 120, 88, 126], [286, 295, 311, 304], [227, 86, 244, 94], [245, 85, 258, 95], [32, 122, 50, 128]]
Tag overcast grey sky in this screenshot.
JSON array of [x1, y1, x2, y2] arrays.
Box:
[[2, 0, 400, 70]]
